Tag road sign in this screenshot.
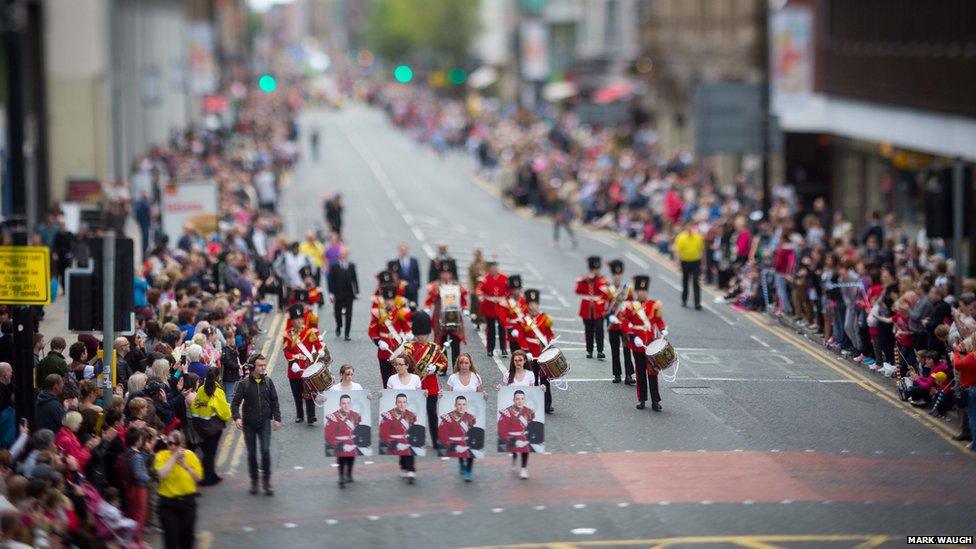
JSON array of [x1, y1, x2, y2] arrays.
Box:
[[0, 246, 51, 305]]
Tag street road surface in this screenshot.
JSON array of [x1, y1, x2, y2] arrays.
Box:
[[197, 105, 975, 548]]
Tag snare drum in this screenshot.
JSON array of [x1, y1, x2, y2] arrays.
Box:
[[537, 347, 570, 379], [301, 362, 334, 395], [645, 339, 677, 372]]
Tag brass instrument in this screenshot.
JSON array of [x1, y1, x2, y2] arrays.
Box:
[[607, 282, 629, 316]]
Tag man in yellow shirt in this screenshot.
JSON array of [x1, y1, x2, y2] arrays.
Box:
[[155, 430, 202, 549], [673, 221, 705, 310], [298, 229, 325, 282]]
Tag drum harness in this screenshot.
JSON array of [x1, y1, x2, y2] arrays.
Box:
[[634, 301, 680, 383]]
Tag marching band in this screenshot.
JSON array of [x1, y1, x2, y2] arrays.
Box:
[[280, 246, 675, 487]]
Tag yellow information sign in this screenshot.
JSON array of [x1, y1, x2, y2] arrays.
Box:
[[0, 246, 51, 305]]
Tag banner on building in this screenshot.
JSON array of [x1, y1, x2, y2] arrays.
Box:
[[161, 180, 219, 245], [188, 22, 217, 96], [520, 19, 550, 82], [771, 6, 814, 115]]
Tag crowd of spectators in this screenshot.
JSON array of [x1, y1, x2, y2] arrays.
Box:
[[0, 78, 321, 546], [372, 81, 976, 448]]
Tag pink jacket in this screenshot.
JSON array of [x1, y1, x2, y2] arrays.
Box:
[[55, 427, 91, 471]]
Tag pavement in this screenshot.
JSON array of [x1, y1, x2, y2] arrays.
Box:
[[191, 105, 976, 549]]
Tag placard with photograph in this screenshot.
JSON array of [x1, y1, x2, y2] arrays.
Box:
[[436, 391, 486, 459], [378, 389, 427, 457], [322, 390, 372, 457], [496, 386, 545, 454]]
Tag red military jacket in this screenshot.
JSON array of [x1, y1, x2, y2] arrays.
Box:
[[575, 274, 610, 319], [404, 339, 448, 395], [282, 326, 323, 380], [606, 282, 635, 332], [324, 410, 361, 457], [497, 404, 535, 453], [379, 408, 416, 456], [423, 281, 469, 343], [476, 273, 509, 319], [500, 295, 528, 343], [618, 299, 666, 354], [368, 305, 412, 360], [306, 286, 324, 307], [438, 411, 476, 458], [515, 313, 554, 358]]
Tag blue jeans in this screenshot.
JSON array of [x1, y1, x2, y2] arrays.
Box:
[[774, 274, 792, 314], [243, 419, 272, 481], [223, 381, 237, 403], [967, 387, 976, 450]]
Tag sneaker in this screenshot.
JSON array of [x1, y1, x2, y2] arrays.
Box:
[[868, 361, 881, 371], [519, 468, 529, 480], [864, 358, 876, 367], [399, 471, 409, 478], [406, 471, 416, 484], [597, 352, 606, 360], [852, 354, 864, 362]]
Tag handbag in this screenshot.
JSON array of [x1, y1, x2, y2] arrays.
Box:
[[192, 415, 225, 438], [953, 382, 969, 408]]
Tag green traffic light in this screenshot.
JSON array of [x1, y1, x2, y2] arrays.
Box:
[[258, 74, 277, 93], [448, 68, 467, 85], [393, 65, 414, 83]]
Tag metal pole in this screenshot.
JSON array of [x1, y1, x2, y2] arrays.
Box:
[[101, 233, 115, 404], [952, 160, 965, 296], [758, 0, 771, 214]]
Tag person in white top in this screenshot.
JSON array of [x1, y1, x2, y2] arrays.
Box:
[[445, 353, 487, 481], [496, 350, 543, 478], [324, 364, 366, 488], [329, 364, 364, 392], [385, 355, 424, 482], [386, 355, 423, 391]]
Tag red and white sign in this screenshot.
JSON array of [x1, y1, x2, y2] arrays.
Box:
[[162, 180, 219, 244]]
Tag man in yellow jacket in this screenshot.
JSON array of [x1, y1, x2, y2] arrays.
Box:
[[191, 370, 232, 486], [673, 221, 705, 310]]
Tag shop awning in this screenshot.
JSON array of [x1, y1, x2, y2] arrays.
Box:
[[542, 81, 578, 102], [467, 66, 498, 89], [592, 80, 636, 104]]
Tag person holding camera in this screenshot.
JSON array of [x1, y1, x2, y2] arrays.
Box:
[[230, 353, 282, 495], [154, 430, 202, 549]]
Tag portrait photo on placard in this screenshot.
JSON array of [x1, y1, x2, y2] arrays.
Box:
[[436, 391, 486, 459], [378, 389, 427, 457], [496, 386, 544, 454], [322, 390, 372, 457]]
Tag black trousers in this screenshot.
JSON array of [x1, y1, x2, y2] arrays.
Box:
[[337, 456, 355, 477], [681, 260, 702, 307], [398, 454, 415, 472], [334, 298, 353, 337], [530, 360, 552, 411], [199, 432, 222, 481], [583, 317, 605, 354], [608, 329, 634, 378], [510, 452, 529, 467], [427, 395, 439, 448], [634, 354, 661, 404], [288, 378, 316, 421], [379, 359, 395, 387], [458, 456, 474, 472], [485, 317, 507, 354], [159, 495, 197, 549], [438, 332, 462, 368]]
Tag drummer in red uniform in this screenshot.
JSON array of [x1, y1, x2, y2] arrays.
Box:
[[497, 389, 536, 479], [324, 393, 361, 489], [403, 310, 448, 450], [368, 286, 412, 387], [423, 260, 468, 370], [283, 304, 324, 424], [515, 289, 555, 414], [575, 256, 609, 360], [500, 275, 527, 354], [476, 261, 509, 357], [605, 259, 635, 385], [438, 394, 478, 482], [618, 275, 668, 411]]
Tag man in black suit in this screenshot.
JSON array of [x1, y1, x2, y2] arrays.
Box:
[[427, 243, 458, 283], [327, 248, 359, 340], [394, 243, 421, 304]]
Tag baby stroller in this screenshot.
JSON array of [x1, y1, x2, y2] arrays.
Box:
[[82, 482, 147, 548]]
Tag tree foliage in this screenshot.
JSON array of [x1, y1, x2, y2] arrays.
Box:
[[366, 0, 481, 66]]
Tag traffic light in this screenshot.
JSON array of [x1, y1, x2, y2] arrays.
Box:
[[393, 64, 414, 83], [258, 74, 277, 93], [448, 68, 467, 85], [67, 238, 134, 333]]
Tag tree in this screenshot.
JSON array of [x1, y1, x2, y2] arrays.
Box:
[[366, 0, 481, 67]]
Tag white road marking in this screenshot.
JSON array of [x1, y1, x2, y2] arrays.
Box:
[[571, 528, 597, 535], [550, 291, 570, 308], [534, 505, 546, 510], [326, 519, 338, 525], [492, 508, 504, 513], [283, 523, 298, 528], [750, 335, 771, 348], [451, 511, 463, 516], [368, 516, 380, 521], [242, 527, 255, 532], [624, 251, 649, 269], [525, 263, 544, 280], [585, 231, 619, 247], [573, 503, 587, 509], [617, 502, 630, 508]]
